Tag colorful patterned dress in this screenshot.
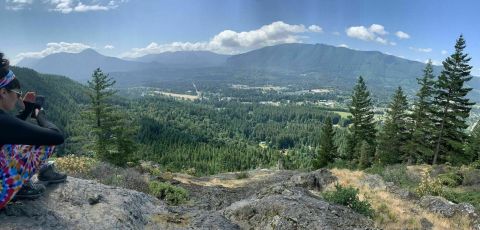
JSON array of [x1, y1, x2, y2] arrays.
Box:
[[0, 144, 56, 208]]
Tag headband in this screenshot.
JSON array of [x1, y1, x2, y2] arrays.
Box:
[[0, 70, 15, 88]]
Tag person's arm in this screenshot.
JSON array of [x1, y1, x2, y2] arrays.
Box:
[[0, 112, 64, 145], [15, 102, 34, 121]]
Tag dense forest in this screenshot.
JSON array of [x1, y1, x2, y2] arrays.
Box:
[[12, 35, 480, 176]]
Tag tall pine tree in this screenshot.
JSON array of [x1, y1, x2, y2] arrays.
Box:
[[377, 87, 410, 164], [407, 61, 437, 163], [348, 76, 376, 165], [86, 68, 136, 166], [313, 117, 336, 168], [432, 35, 475, 164]]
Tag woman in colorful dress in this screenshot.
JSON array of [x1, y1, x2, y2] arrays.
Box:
[[0, 52, 66, 209]]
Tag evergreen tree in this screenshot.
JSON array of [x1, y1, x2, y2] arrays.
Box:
[[348, 76, 376, 163], [313, 117, 336, 168], [407, 61, 437, 163], [377, 87, 410, 164], [86, 68, 136, 165], [432, 35, 475, 164], [358, 141, 374, 169]]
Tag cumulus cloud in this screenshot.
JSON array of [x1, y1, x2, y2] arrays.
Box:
[[395, 31, 410, 39], [104, 45, 115, 49], [5, 0, 34, 10], [345, 24, 392, 45], [369, 24, 388, 35], [45, 0, 126, 13], [16, 42, 92, 61], [121, 21, 323, 58], [337, 44, 349, 48], [441, 50, 448, 55], [308, 25, 323, 33], [409, 47, 432, 53], [346, 26, 375, 41]]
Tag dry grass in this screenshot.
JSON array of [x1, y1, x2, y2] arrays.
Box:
[[172, 169, 277, 188], [330, 168, 471, 230]]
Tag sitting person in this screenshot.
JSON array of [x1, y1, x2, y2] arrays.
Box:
[[0, 53, 66, 208]]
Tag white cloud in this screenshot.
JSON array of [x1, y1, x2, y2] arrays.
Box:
[[375, 37, 388, 45], [5, 0, 34, 10], [16, 42, 92, 61], [369, 24, 388, 35], [390, 42, 397, 46], [104, 45, 115, 49], [409, 47, 432, 53], [46, 0, 126, 13], [441, 50, 448, 55], [337, 44, 349, 48], [395, 31, 410, 39], [308, 25, 323, 33], [332, 31, 340, 36], [345, 24, 393, 45], [121, 21, 323, 58], [346, 26, 375, 41]]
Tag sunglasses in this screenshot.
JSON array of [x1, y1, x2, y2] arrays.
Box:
[[8, 89, 22, 98]]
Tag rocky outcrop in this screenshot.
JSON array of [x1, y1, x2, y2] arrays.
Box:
[[224, 182, 375, 230], [419, 196, 480, 230], [0, 169, 376, 230]]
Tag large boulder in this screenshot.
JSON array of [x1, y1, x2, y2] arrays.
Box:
[[224, 184, 375, 230], [419, 196, 480, 230], [0, 177, 166, 229], [289, 169, 337, 190]]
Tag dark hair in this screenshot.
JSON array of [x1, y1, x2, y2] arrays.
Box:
[[0, 52, 20, 90]]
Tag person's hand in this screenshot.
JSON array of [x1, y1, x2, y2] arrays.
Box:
[[23, 92, 36, 104], [34, 108, 41, 118]]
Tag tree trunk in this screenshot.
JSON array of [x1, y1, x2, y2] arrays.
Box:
[[433, 105, 448, 165]]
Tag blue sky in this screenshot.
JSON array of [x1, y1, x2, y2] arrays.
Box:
[[2, 0, 480, 74]]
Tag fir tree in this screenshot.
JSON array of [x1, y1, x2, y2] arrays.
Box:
[[313, 117, 336, 168], [408, 61, 437, 163], [377, 87, 410, 165], [348, 76, 376, 162], [432, 35, 475, 164], [86, 68, 136, 166]]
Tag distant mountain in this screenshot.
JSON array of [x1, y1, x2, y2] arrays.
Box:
[[16, 44, 480, 101], [135, 51, 230, 68], [17, 49, 157, 82]]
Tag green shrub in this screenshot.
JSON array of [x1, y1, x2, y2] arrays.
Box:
[[148, 181, 189, 205], [415, 175, 444, 197], [364, 164, 385, 175], [471, 160, 480, 169], [381, 164, 419, 189], [323, 183, 375, 218], [437, 172, 463, 187]]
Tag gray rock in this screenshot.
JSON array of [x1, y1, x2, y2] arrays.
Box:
[[224, 186, 375, 230], [360, 174, 386, 190], [462, 169, 480, 186], [419, 196, 456, 217], [0, 170, 376, 230], [420, 217, 433, 230], [419, 196, 480, 229], [289, 169, 337, 191], [385, 183, 418, 200]]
